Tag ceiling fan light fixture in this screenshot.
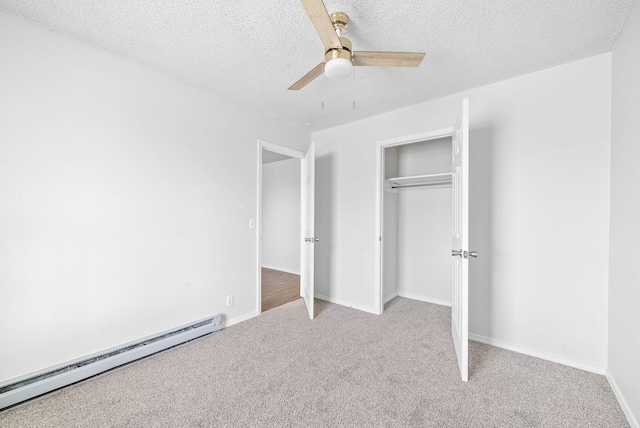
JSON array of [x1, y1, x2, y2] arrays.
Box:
[[324, 57, 353, 79]]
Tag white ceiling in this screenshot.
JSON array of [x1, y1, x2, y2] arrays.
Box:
[[0, 0, 636, 132]]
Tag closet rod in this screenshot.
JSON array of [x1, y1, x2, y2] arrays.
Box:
[[391, 181, 451, 189]]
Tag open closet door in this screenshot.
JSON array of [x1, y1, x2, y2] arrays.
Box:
[[451, 98, 470, 381], [301, 142, 316, 319]]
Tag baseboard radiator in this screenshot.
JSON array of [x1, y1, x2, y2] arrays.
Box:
[[0, 314, 221, 411]]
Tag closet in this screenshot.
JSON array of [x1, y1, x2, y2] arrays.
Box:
[[381, 136, 453, 308]]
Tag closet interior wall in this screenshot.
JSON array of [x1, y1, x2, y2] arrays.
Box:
[[383, 137, 453, 307]]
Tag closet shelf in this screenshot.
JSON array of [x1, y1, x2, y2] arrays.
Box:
[[387, 173, 452, 189]]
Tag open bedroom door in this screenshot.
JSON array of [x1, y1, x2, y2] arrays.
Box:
[[451, 98, 475, 382], [301, 143, 316, 319]]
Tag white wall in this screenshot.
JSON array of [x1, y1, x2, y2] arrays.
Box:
[[313, 53, 611, 371], [0, 12, 309, 383], [262, 157, 301, 274], [609, 2, 640, 426], [396, 139, 452, 305]]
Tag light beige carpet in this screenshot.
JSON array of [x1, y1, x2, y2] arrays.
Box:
[[0, 297, 629, 427]]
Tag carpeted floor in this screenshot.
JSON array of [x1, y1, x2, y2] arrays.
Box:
[[0, 298, 629, 427]]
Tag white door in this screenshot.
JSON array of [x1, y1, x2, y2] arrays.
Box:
[[451, 98, 470, 381], [301, 143, 316, 319]]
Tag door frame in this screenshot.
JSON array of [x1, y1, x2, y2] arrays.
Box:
[[374, 128, 454, 315], [256, 140, 306, 315]]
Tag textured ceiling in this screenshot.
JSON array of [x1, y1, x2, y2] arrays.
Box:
[[0, 0, 636, 132]]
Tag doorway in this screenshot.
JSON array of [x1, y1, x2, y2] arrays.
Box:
[[374, 128, 456, 314], [380, 137, 453, 308], [261, 148, 301, 312], [257, 140, 316, 319]]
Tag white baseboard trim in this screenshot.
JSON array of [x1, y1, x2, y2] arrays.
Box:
[[261, 265, 300, 276], [397, 291, 452, 307], [606, 370, 639, 428], [315, 294, 378, 315], [384, 292, 398, 304], [221, 311, 259, 329], [469, 333, 606, 375]]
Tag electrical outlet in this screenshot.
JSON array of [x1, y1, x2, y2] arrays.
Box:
[[226, 295, 234, 307]]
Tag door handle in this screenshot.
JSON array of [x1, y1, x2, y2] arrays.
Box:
[[463, 250, 478, 259], [453, 250, 478, 258], [305, 237, 320, 243]]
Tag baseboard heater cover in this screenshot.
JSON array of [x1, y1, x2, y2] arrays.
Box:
[[0, 314, 221, 411]]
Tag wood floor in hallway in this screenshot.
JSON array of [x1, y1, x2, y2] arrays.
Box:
[[261, 267, 300, 312]]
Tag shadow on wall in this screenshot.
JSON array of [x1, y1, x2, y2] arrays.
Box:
[[469, 127, 494, 342], [314, 152, 334, 308]]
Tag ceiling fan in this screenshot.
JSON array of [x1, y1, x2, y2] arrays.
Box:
[[289, 0, 426, 90]]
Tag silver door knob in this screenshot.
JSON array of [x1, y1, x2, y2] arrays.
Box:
[[452, 250, 463, 257], [313, 238, 320, 242], [464, 250, 478, 259]]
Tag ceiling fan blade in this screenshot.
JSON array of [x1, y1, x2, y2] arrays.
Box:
[[299, 0, 342, 50], [288, 63, 325, 90], [353, 51, 426, 67]]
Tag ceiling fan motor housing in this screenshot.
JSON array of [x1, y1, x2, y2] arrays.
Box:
[[325, 36, 352, 63], [324, 36, 353, 79]]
